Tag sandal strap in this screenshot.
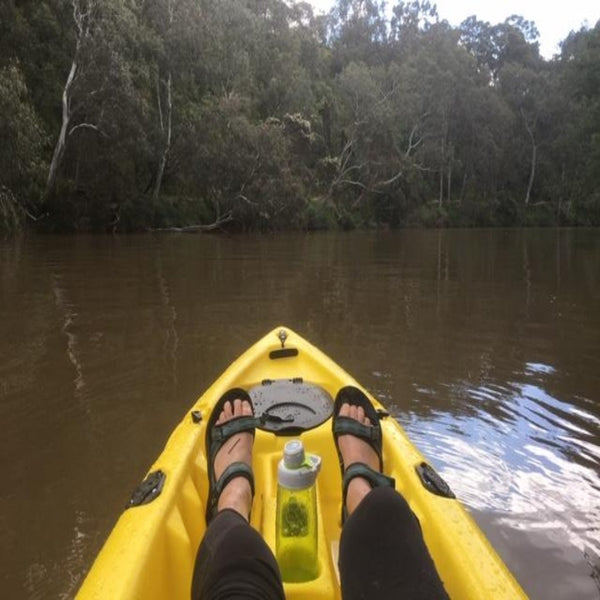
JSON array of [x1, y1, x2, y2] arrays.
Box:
[[207, 461, 255, 522], [333, 416, 381, 443], [209, 416, 259, 455], [214, 461, 255, 498], [342, 462, 395, 500]]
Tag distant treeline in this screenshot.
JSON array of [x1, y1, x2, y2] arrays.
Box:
[[1, 0, 599, 233]]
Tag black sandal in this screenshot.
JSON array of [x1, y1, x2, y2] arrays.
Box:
[[205, 388, 259, 523], [332, 386, 395, 522]]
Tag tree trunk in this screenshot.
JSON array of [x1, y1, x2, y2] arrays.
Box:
[[152, 70, 172, 202], [525, 141, 537, 206], [446, 158, 452, 204], [152, 0, 175, 203], [46, 0, 92, 197], [46, 55, 78, 196], [438, 167, 443, 207], [459, 171, 467, 204], [522, 109, 537, 206], [438, 121, 447, 208]]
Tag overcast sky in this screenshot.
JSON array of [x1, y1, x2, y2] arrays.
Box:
[[306, 0, 599, 58]]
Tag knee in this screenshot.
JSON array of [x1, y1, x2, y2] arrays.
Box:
[[357, 486, 420, 530], [364, 485, 411, 512]]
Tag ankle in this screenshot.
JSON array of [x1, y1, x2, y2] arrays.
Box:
[[345, 477, 372, 515], [217, 478, 253, 519]]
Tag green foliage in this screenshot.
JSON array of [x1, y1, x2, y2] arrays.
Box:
[[0, 64, 47, 232], [303, 197, 341, 230], [3, 0, 600, 231]]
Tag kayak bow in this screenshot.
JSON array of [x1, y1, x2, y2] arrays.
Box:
[[77, 326, 525, 599]]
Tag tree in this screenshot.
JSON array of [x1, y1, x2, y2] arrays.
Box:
[[499, 62, 549, 206], [459, 15, 540, 83], [552, 22, 600, 222], [45, 0, 144, 200], [0, 64, 47, 231], [45, 0, 94, 196], [330, 0, 388, 69]]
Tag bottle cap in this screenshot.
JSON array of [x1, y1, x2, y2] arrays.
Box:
[[283, 440, 305, 468], [278, 440, 321, 490]]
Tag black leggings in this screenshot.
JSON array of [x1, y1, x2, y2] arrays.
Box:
[[191, 487, 449, 600]]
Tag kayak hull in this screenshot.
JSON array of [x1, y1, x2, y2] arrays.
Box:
[[77, 326, 526, 599]]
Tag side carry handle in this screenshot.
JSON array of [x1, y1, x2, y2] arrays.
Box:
[[415, 462, 455, 499]]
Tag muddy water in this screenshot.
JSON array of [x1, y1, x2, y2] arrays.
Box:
[[1, 229, 599, 599]]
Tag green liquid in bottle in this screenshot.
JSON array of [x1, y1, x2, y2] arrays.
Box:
[[276, 486, 319, 582]]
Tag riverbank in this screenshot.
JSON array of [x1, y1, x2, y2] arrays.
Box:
[[2, 4, 600, 236], [8, 191, 600, 237]]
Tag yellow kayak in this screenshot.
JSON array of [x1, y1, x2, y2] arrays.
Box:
[[77, 326, 526, 599]]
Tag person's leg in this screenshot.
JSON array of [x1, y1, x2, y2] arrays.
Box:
[[191, 508, 284, 600], [340, 487, 448, 599], [191, 398, 284, 600], [336, 402, 448, 600]]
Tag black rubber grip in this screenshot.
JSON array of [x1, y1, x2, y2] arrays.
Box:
[[415, 462, 455, 498], [126, 470, 166, 508]]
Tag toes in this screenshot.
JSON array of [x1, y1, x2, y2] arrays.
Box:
[[358, 408, 370, 425], [216, 398, 253, 425], [223, 400, 233, 420], [340, 402, 371, 426], [357, 405, 365, 423], [233, 398, 243, 416], [338, 402, 372, 429]]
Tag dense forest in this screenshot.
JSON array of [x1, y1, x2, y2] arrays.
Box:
[[1, 0, 599, 233]]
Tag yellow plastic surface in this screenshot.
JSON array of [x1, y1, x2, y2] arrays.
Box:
[[77, 326, 526, 599]]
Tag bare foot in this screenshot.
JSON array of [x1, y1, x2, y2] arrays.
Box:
[[213, 399, 254, 519], [337, 402, 380, 515]]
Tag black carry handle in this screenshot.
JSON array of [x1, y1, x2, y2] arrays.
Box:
[[415, 462, 455, 498]]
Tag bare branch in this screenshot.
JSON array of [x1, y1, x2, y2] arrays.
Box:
[[338, 179, 368, 190], [373, 79, 398, 110], [412, 163, 435, 173], [406, 123, 423, 157], [68, 123, 107, 137], [236, 194, 257, 206], [377, 170, 404, 187], [72, 0, 92, 39]]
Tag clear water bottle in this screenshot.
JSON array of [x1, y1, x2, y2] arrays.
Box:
[[276, 439, 322, 582]]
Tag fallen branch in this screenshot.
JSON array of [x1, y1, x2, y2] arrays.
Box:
[[0, 185, 47, 224], [148, 212, 233, 233]]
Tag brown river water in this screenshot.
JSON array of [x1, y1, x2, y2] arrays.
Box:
[[1, 229, 599, 599]]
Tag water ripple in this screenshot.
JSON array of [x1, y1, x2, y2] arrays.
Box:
[[402, 363, 600, 566]]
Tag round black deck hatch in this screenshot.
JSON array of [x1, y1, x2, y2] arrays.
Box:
[[248, 379, 333, 434]]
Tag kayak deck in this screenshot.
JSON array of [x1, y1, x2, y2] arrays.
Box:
[[77, 327, 525, 599]]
